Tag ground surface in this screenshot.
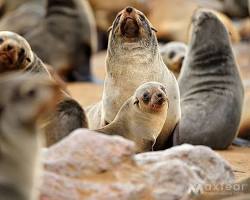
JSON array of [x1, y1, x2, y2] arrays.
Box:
[[68, 51, 250, 182]]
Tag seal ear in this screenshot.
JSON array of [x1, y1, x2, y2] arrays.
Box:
[[151, 27, 158, 33], [134, 98, 139, 105], [107, 26, 113, 33]]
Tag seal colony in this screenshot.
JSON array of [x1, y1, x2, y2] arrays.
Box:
[[0, 31, 88, 146], [173, 9, 244, 149], [86, 6, 181, 150]]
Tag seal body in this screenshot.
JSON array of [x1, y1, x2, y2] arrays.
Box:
[[25, 0, 97, 81], [87, 7, 180, 149], [0, 1, 45, 36], [0, 31, 88, 146], [0, 72, 60, 200], [97, 82, 169, 152], [173, 9, 244, 149]]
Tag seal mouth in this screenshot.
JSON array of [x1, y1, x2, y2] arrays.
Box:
[[120, 17, 139, 38]]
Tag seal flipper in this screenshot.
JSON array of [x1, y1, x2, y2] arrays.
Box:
[[44, 98, 88, 146], [174, 9, 244, 149]]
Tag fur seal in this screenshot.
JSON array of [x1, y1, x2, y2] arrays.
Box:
[[173, 9, 244, 149], [97, 82, 169, 152], [87, 6, 180, 150], [160, 41, 187, 77], [0, 72, 60, 200], [222, 0, 249, 18], [0, 31, 88, 146], [24, 0, 97, 82], [0, 1, 45, 36]]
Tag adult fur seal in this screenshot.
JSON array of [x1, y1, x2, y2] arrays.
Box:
[[0, 31, 88, 146], [0, 72, 60, 200], [25, 0, 97, 81], [97, 82, 169, 152], [173, 9, 244, 149], [87, 7, 180, 150]]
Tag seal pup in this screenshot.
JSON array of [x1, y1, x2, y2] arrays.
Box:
[[87, 6, 180, 150], [25, 0, 97, 82], [0, 31, 88, 146], [97, 82, 169, 152], [160, 41, 187, 78], [173, 9, 244, 149], [0, 72, 60, 200]]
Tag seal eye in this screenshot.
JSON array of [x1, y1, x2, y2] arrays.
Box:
[[168, 51, 176, 59], [0, 38, 3, 44], [142, 92, 150, 103], [113, 14, 121, 29], [26, 57, 31, 63], [139, 14, 145, 21], [160, 86, 167, 94]]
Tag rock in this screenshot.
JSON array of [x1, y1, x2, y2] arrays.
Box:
[[135, 144, 234, 184], [40, 129, 234, 200]]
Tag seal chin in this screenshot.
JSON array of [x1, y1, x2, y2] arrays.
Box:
[[120, 17, 139, 39]]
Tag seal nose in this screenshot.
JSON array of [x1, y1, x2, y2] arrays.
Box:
[[126, 7, 133, 14], [7, 44, 13, 51]]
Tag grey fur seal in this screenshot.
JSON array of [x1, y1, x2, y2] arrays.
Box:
[[173, 9, 244, 149], [97, 82, 169, 152], [86, 6, 180, 150], [0, 72, 61, 200]]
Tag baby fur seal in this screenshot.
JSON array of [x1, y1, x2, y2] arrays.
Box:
[[173, 9, 244, 149], [25, 0, 97, 82], [97, 82, 169, 152], [0, 72, 60, 200], [0, 31, 88, 146], [160, 41, 187, 78], [87, 6, 180, 150]]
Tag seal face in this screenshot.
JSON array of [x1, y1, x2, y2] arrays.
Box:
[[174, 9, 244, 149], [0, 31, 33, 73], [0, 72, 60, 200], [160, 41, 187, 76], [97, 82, 169, 152]]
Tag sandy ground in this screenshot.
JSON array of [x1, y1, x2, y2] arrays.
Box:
[[68, 51, 250, 182]]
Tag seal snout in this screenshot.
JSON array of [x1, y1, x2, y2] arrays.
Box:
[[140, 89, 167, 112], [120, 7, 139, 38]]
